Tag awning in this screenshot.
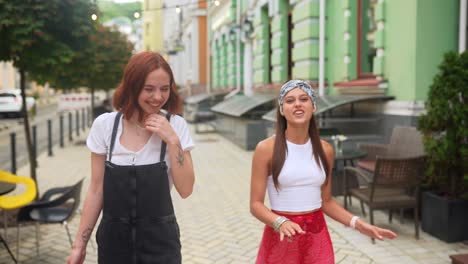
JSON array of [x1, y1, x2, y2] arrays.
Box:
[[184, 92, 227, 104], [184, 93, 213, 104], [211, 93, 275, 117], [262, 94, 394, 122]]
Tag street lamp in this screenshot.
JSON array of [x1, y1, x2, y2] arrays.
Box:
[[214, 0, 220, 6], [175, 6, 181, 14], [91, 13, 98, 21], [134, 11, 140, 19]]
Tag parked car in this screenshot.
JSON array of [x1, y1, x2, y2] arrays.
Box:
[[0, 89, 36, 118]]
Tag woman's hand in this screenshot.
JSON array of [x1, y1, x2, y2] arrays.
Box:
[[144, 113, 178, 145], [355, 220, 397, 241], [66, 247, 86, 264], [278, 220, 306, 241]]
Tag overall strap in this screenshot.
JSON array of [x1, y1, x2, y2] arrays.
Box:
[[108, 112, 122, 162], [159, 112, 171, 162]]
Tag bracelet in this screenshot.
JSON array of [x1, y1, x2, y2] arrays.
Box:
[[273, 216, 290, 231], [350, 216, 359, 229]]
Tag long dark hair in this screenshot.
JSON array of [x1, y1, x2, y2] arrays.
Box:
[[271, 106, 331, 190]]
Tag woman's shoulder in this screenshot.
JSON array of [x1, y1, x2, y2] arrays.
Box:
[[95, 111, 119, 123], [255, 135, 275, 154], [169, 114, 188, 128], [320, 139, 333, 150], [320, 139, 334, 158], [92, 112, 119, 131], [169, 113, 185, 122]]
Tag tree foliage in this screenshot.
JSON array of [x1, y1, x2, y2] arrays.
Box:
[[50, 24, 134, 91], [0, 0, 96, 188], [0, 0, 95, 80], [418, 51, 468, 199]]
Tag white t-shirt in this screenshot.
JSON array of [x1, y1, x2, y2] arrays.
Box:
[[86, 112, 195, 188]]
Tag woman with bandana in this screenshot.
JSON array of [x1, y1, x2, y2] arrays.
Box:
[[250, 80, 397, 263]]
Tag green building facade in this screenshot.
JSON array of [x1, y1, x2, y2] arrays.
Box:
[[209, 0, 462, 131]]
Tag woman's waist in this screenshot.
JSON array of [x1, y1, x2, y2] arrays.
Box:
[[273, 207, 321, 216], [272, 208, 326, 229]]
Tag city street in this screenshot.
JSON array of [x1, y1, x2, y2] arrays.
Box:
[[0, 102, 89, 172], [1, 126, 466, 263], [1, 0, 467, 263]]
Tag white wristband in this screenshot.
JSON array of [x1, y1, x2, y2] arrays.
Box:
[[350, 216, 359, 229]]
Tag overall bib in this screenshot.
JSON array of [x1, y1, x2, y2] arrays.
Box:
[[96, 112, 181, 264]]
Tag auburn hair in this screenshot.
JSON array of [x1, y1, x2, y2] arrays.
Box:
[[113, 51, 182, 121], [271, 103, 331, 190]]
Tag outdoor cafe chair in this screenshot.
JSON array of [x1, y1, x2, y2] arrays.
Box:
[[16, 178, 84, 259], [0, 170, 37, 263], [343, 155, 425, 243], [356, 126, 424, 173]]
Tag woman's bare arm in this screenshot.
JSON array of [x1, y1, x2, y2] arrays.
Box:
[[320, 140, 397, 240], [72, 153, 105, 251], [167, 143, 195, 199]]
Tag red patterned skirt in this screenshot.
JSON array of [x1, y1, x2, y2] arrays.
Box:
[[255, 209, 334, 264]]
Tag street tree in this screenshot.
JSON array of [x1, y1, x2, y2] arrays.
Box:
[[0, 0, 96, 188], [50, 24, 134, 117]]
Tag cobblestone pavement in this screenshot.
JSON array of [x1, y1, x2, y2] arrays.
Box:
[[1, 127, 467, 263]]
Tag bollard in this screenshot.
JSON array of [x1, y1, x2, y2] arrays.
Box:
[[88, 107, 92, 127], [75, 110, 80, 137], [68, 112, 73, 141], [10, 133, 16, 174], [82, 108, 85, 132], [32, 125, 37, 168], [47, 119, 53, 156], [60, 114, 64, 148]]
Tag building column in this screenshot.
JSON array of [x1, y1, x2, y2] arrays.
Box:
[[459, 0, 467, 53], [244, 40, 253, 96], [319, 0, 326, 96]]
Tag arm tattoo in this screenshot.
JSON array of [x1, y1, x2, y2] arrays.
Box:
[[81, 227, 93, 243], [176, 144, 185, 167]]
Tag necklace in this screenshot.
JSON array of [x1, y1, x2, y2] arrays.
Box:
[[127, 119, 148, 137], [133, 121, 145, 130]]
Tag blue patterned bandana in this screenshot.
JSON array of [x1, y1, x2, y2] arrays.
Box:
[[278, 80, 317, 113]]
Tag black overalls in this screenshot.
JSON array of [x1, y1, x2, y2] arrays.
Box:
[[96, 112, 181, 264]]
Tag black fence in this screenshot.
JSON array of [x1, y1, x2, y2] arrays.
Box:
[[3, 108, 92, 174]]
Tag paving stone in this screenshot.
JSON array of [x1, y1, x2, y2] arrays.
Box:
[[0, 127, 465, 263]]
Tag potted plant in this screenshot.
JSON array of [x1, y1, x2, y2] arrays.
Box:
[[418, 51, 468, 242]]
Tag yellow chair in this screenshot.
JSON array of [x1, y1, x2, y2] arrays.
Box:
[[0, 170, 37, 263], [0, 170, 37, 210]]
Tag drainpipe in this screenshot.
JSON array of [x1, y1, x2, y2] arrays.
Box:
[[459, 0, 467, 53], [244, 35, 253, 96], [236, 0, 241, 94], [207, 6, 211, 93], [318, 0, 326, 96]]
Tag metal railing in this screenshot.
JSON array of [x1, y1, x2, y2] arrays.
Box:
[[4, 108, 92, 174]]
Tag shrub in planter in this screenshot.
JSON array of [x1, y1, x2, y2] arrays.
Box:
[[418, 51, 468, 242]]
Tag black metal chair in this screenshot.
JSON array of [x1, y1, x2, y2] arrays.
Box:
[[16, 178, 84, 258]]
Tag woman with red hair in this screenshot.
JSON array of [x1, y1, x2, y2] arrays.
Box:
[[68, 52, 195, 264], [250, 80, 396, 263]]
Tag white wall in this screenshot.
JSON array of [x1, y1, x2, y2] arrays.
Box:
[[0, 62, 17, 90]]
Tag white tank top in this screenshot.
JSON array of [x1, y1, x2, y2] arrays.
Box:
[[267, 139, 326, 212]]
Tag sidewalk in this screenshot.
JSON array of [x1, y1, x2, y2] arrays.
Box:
[[1, 126, 467, 263]]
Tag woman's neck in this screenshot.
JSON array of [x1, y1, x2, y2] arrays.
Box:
[[285, 127, 309, 144]]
